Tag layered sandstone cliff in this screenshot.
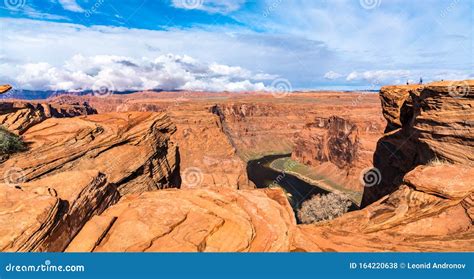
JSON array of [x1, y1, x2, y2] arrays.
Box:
[[0, 100, 97, 134], [0, 112, 179, 195], [0, 111, 180, 251], [289, 81, 474, 251], [0, 171, 119, 251], [0, 84, 12, 94], [291, 114, 383, 194], [363, 80, 474, 206]]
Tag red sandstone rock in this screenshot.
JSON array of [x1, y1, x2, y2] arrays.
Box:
[[0, 112, 179, 196], [67, 188, 295, 252], [0, 100, 96, 134], [0, 85, 12, 94], [404, 165, 474, 199], [0, 171, 119, 252]]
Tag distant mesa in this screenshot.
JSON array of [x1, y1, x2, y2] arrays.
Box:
[[0, 84, 12, 94]]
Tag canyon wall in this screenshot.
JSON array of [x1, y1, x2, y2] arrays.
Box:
[[1, 81, 472, 252], [59, 92, 384, 195], [363, 81, 474, 206]]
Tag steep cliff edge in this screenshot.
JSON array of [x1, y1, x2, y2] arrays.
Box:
[[363, 80, 474, 206], [0, 111, 179, 251], [293, 80, 474, 251]]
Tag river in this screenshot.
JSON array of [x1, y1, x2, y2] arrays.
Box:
[[246, 154, 330, 222]]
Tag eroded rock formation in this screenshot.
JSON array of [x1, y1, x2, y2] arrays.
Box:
[[293, 164, 474, 252], [0, 112, 179, 195], [0, 84, 12, 94], [0, 171, 119, 251], [363, 80, 474, 206], [67, 187, 295, 252], [0, 109, 179, 251], [0, 101, 97, 134]]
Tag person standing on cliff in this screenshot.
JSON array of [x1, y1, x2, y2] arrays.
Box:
[[419, 77, 423, 85]]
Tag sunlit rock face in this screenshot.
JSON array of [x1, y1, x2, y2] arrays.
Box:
[[363, 80, 474, 206], [66, 187, 295, 252], [0, 84, 12, 94], [291, 81, 473, 252]]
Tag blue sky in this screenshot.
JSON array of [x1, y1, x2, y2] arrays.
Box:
[[0, 0, 473, 91]]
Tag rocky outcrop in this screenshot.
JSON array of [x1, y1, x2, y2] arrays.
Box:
[[0, 112, 179, 196], [0, 171, 119, 252], [404, 165, 474, 199], [0, 101, 97, 134], [0, 109, 180, 251], [67, 187, 295, 252], [293, 164, 474, 252], [379, 85, 423, 132], [292, 81, 474, 251], [363, 80, 474, 206], [0, 84, 12, 94]]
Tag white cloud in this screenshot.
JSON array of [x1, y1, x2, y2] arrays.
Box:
[[57, 0, 85, 12], [171, 0, 245, 14], [345, 69, 472, 85], [5, 53, 270, 92], [324, 71, 343, 80]]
